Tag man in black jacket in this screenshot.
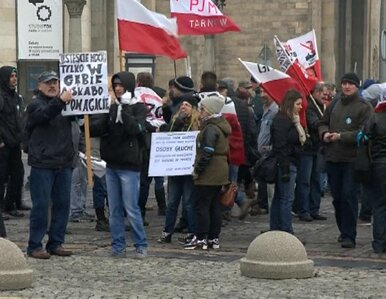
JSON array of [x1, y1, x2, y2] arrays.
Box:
[[26, 71, 74, 259], [319, 73, 373, 249], [0, 66, 25, 236]]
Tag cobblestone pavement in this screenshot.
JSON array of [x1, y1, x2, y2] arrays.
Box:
[[2, 158, 386, 298]]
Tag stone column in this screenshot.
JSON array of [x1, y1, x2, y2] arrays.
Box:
[[320, 0, 337, 83], [64, 0, 87, 52], [204, 35, 216, 72]]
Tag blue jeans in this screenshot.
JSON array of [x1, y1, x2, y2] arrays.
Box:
[[93, 174, 107, 209], [106, 168, 147, 253], [27, 167, 72, 254], [164, 175, 194, 234], [270, 163, 297, 234], [296, 154, 322, 217], [70, 162, 87, 216], [326, 162, 358, 243]]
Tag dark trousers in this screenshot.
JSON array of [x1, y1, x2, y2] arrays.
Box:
[[326, 162, 358, 243], [27, 167, 72, 254], [371, 163, 386, 252], [256, 178, 268, 210], [193, 185, 222, 240], [0, 145, 24, 211]]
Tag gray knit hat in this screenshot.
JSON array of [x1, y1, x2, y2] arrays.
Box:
[[200, 92, 225, 114]]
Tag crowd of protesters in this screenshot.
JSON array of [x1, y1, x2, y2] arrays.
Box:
[[2, 64, 386, 259]]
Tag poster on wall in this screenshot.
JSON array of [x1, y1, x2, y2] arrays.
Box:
[[17, 0, 63, 60]]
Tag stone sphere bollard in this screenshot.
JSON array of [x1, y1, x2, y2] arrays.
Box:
[[240, 231, 314, 279], [0, 238, 33, 290]]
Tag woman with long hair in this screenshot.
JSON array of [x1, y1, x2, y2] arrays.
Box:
[[158, 95, 200, 243], [270, 89, 305, 233]]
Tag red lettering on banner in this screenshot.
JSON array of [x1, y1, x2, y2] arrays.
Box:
[[190, 0, 219, 14], [190, 0, 199, 11]]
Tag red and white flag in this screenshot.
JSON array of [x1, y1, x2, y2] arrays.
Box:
[[134, 87, 165, 128], [274, 35, 318, 93], [239, 58, 307, 127], [116, 0, 187, 60], [284, 29, 322, 80], [170, 0, 240, 35]]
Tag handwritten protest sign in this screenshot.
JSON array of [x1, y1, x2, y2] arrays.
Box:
[[59, 51, 109, 116], [149, 131, 199, 177]]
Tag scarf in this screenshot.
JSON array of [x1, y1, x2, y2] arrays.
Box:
[[292, 115, 307, 146]]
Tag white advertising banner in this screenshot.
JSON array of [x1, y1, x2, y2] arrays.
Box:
[[59, 51, 110, 116], [17, 0, 63, 60], [148, 131, 199, 177]]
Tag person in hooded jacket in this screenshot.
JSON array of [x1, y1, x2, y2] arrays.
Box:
[[0, 66, 26, 226], [184, 93, 231, 250], [89, 71, 148, 258]]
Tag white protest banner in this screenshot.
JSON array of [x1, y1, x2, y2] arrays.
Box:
[[59, 51, 110, 116], [17, 0, 63, 60], [149, 131, 199, 177]]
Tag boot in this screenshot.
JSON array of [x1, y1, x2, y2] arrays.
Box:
[[95, 207, 109, 231], [155, 188, 166, 216]]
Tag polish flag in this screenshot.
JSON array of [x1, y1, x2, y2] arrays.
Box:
[[116, 0, 187, 60], [274, 35, 318, 93], [170, 0, 240, 35], [284, 29, 322, 80], [239, 58, 307, 127]]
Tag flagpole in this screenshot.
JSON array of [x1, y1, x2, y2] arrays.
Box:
[[119, 51, 124, 72], [173, 60, 177, 77]]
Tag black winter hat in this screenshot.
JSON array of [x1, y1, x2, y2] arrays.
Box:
[[341, 72, 360, 88], [181, 93, 199, 108], [173, 76, 195, 92]]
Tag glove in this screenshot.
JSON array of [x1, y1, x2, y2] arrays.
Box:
[[280, 164, 290, 182], [355, 130, 368, 147]]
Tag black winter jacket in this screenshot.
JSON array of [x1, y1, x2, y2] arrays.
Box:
[[365, 112, 386, 163], [26, 92, 74, 168], [0, 66, 24, 148], [271, 112, 301, 169], [302, 97, 325, 155]]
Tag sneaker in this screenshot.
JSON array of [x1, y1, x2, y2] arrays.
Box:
[[95, 220, 110, 232], [178, 233, 194, 245], [208, 238, 220, 249], [135, 247, 148, 259], [311, 214, 327, 221], [184, 236, 208, 250], [157, 231, 172, 243], [110, 250, 126, 258], [299, 214, 313, 222], [70, 211, 95, 223]]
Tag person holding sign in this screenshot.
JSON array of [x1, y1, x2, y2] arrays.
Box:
[[26, 71, 74, 259], [184, 93, 231, 250], [89, 71, 148, 258], [157, 93, 200, 244]]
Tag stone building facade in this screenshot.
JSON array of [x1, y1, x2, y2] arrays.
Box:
[[0, 0, 385, 100]]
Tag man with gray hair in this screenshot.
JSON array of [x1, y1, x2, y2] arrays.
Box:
[[296, 81, 327, 222]]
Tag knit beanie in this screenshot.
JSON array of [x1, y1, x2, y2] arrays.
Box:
[[200, 93, 225, 114], [173, 76, 195, 92], [341, 72, 360, 88], [182, 94, 199, 108]]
